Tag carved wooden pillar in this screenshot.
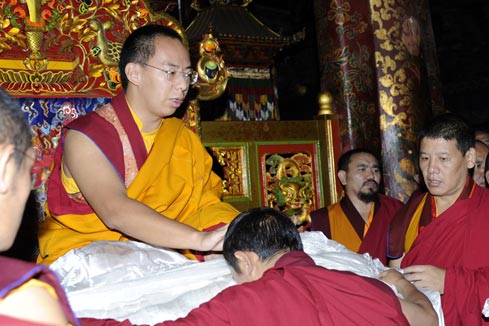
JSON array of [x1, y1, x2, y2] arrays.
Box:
[[313, 0, 442, 201], [313, 0, 380, 155], [370, 0, 438, 201]]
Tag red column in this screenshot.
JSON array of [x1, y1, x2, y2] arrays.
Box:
[[314, 0, 443, 201], [313, 0, 380, 155]]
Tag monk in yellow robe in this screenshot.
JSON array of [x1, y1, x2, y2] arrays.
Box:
[[38, 24, 239, 265]]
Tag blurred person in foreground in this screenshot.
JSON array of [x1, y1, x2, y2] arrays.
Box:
[[0, 87, 79, 326]]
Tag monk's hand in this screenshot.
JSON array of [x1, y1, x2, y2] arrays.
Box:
[[378, 268, 405, 286], [200, 224, 229, 252], [402, 265, 446, 294]]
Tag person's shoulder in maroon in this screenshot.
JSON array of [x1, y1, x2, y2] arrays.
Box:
[[311, 148, 403, 264], [159, 207, 437, 326], [0, 256, 80, 326]]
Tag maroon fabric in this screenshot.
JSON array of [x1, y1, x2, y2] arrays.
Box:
[[79, 317, 135, 326], [109, 92, 148, 169], [47, 93, 147, 216], [47, 129, 89, 216], [158, 251, 409, 326], [310, 205, 331, 237], [311, 194, 403, 264], [0, 314, 52, 325], [388, 178, 475, 259], [66, 108, 125, 179], [398, 185, 489, 325], [387, 191, 426, 259], [0, 256, 80, 326]]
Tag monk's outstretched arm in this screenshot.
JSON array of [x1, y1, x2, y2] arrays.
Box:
[[63, 130, 226, 252], [379, 269, 438, 326]]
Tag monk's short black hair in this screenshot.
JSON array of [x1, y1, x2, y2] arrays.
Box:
[[118, 24, 184, 90], [337, 148, 378, 173], [418, 113, 474, 156], [223, 207, 303, 273]]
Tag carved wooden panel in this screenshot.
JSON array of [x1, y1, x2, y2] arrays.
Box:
[[0, 0, 185, 97], [207, 145, 249, 199], [201, 120, 338, 225], [259, 143, 320, 226]]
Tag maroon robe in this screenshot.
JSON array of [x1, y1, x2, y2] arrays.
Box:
[[0, 315, 53, 325], [158, 251, 409, 326], [388, 181, 489, 325], [311, 194, 403, 264], [47, 92, 145, 217], [0, 256, 80, 326]]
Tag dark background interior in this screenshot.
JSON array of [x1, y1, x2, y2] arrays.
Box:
[[429, 0, 489, 130], [4, 0, 488, 261], [144, 0, 489, 126]]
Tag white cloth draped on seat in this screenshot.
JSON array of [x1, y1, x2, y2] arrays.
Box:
[[51, 231, 444, 325]]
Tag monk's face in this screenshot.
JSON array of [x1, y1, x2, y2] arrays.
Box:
[[473, 142, 489, 187], [419, 137, 475, 202], [475, 130, 489, 147], [486, 169, 489, 188], [129, 36, 191, 129], [339, 152, 381, 204]]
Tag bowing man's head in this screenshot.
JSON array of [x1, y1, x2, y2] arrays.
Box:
[[223, 207, 303, 284]]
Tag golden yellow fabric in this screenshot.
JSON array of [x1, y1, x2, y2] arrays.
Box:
[[127, 100, 159, 152], [126, 118, 238, 230], [60, 163, 78, 194], [60, 104, 157, 194], [404, 193, 428, 254], [328, 203, 363, 252], [38, 118, 238, 265], [0, 279, 58, 304], [38, 211, 124, 265], [363, 205, 374, 238]]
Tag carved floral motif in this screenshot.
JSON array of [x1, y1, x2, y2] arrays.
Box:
[[0, 0, 181, 96]]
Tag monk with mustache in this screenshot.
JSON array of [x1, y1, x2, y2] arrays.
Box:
[[310, 148, 403, 264]]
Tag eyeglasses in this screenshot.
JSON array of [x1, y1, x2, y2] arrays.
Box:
[[141, 63, 198, 85]]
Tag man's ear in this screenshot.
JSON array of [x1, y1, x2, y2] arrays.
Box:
[[0, 144, 14, 194], [234, 250, 254, 276], [235, 250, 263, 277], [337, 170, 347, 186], [465, 147, 476, 169], [125, 62, 142, 87]]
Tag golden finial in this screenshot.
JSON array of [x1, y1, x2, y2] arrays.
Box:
[[195, 33, 229, 100], [21, 0, 49, 72], [317, 91, 335, 116]]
